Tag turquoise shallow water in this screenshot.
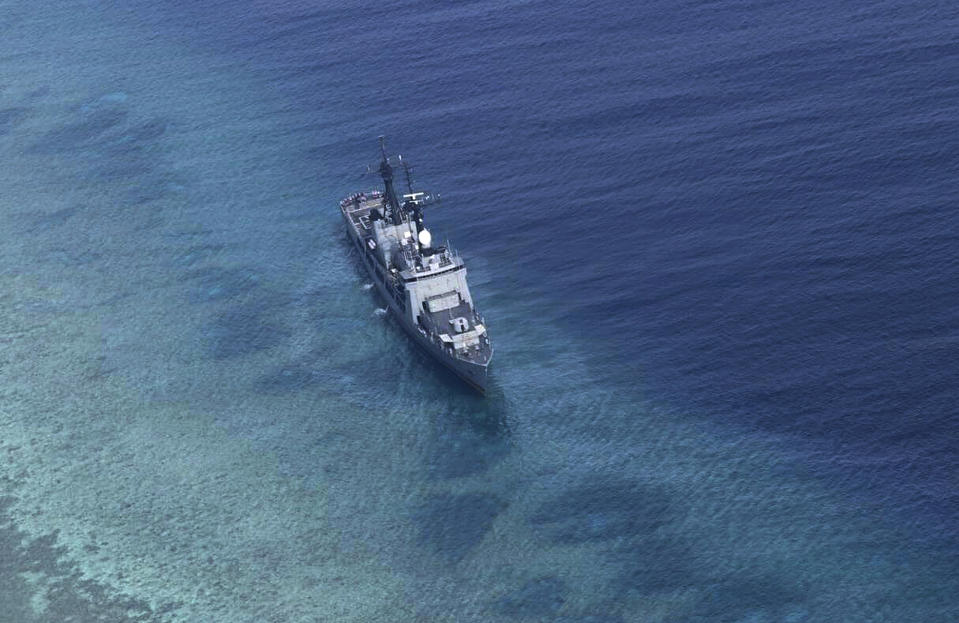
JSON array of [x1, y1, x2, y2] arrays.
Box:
[[2, 1, 958, 621]]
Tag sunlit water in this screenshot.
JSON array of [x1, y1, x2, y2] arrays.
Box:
[[2, 1, 957, 621]]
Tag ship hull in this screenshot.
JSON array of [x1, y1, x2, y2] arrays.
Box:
[[341, 206, 490, 394]]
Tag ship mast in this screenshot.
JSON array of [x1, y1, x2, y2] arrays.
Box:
[[378, 136, 403, 225]]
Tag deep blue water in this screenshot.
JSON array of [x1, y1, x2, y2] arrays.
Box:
[[1, 0, 958, 621]]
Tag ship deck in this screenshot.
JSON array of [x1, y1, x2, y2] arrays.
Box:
[[421, 300, 491, 365], [340, 193, 383, 238]]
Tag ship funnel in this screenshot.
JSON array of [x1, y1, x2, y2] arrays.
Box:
[[418, 228, 432, 248]]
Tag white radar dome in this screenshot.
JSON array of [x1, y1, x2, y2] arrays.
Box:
[[418, 228, 432, 247]]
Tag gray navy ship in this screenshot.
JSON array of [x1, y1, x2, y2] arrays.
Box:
[[339, 139, 492, 393]]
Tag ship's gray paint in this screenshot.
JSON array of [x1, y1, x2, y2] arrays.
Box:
[[339, 189, 492, 393]]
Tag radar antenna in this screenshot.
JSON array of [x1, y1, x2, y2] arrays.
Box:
[[365, 138, 442, 216]]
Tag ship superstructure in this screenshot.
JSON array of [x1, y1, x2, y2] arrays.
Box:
[[338, 138, 492, 392]]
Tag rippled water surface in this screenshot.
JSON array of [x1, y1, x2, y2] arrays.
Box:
[[2, 1, 958, 621]]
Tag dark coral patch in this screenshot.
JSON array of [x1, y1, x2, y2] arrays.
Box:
[[26, 205, 81, 230], [128, 119, 168, 142], [424, 409, 510, 479], [610, 538, 697, 595], [495, 576, 567, 618], [0, 495, 177, 621], [185, 267, 261, 303], [530, 478, 673, 544], [256, 359, 334, 395], [0, 106, 30, 135], [205, 303, 290, 359], [416, 492, 506, 562], [680, 575, 806, 623], [30, 107, 129, 153]]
